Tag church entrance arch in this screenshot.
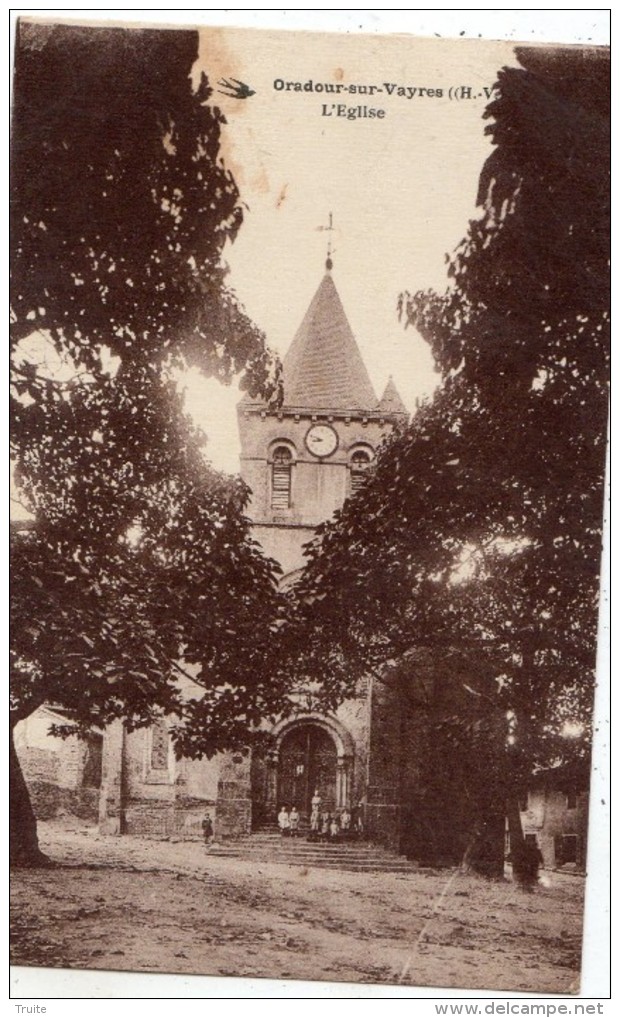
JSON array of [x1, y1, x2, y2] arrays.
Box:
[[268, 715, 355, 820], [278, 724, 337, 815]]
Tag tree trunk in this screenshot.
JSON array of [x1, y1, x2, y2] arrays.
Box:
[[465, 810, 506, 878], [506, 794, 524, 855], [10, 721, 52, 867], [506, 793, 540, 888]]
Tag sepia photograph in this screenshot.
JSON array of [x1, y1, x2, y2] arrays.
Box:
[[9, 13, 610, 999]]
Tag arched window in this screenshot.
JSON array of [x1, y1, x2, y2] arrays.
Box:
[[150, 719, 169, 771], [271, 446, 293, 509], [350, 448, 372, 494]]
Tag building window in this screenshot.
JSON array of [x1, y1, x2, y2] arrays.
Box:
[[350, 449, 372, 494], [272, 446, 293, 509], [554, 834, 578, 865], [150, 719, 169, 771], [566, 790, 577, 810], [83, 734, 103, 788]]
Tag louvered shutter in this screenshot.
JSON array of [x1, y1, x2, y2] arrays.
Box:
[[272, 447, 292, 509], [350, 449, 372, 493]]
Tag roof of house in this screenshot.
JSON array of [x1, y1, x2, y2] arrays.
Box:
[[530, 758, 591, 790]]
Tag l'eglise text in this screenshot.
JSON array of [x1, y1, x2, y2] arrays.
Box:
[[321, 104, 386, 120]]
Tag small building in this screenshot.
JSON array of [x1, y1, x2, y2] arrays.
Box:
[[14, 705, 102, 821], [520, 762, 590, 871]]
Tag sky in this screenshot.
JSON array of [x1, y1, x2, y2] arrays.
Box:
[[179, 27, 521, 474]]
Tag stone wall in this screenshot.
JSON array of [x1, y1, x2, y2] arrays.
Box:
[[238, 407, 389, 528], [15, 710, 90, 792], [336, 692, 369, 808], [366, 651, 506, 871], [27, 783, 99, 822], [124, 797, 214, 840], [99, 719, 126, 834], [19, 746, 61, 786], [15, 708, 102, 823], [99, 723, 222, 839], [215, 750, 252, 838], [366, 672, 407, 852]]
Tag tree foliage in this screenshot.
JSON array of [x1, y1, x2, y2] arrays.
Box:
[[10, 22, 287, 863], [10, 21, 278, 391], [289, 47, 609, 865]]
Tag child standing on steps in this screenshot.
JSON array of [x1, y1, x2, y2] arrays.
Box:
[[289, 805, 300, 837], [310, 804, 320, 838], [201, 812, 214, 847], [278, 805, 290, 836], [320, 810, 331, 841]]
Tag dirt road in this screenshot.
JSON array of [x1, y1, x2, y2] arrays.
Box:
[[10, 821, 584, 994]]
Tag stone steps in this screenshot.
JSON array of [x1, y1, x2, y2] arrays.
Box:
[[209, 844, 384, 859], [207, 833, 419, 873]]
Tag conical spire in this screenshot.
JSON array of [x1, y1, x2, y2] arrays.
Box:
[[377, 375, 408, 417], [281, 273, 377, 412]]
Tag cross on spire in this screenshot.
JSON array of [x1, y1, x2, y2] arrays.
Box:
[[316, 212, 335, 271]]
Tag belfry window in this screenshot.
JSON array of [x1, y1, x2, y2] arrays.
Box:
[[272, 446, 293, 509], [350, 449, 372, 494]]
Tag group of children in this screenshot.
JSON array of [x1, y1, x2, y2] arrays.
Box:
[[203, 794, 365, 846], [277, 792, 363, 841]]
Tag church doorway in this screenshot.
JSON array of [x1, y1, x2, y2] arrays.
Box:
[[278, 724, 338, 816]]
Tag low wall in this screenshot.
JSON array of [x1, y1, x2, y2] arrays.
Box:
[[124, 798, 216, 840], [28, 782, 99, 822]]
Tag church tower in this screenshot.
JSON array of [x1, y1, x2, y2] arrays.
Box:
[[97, 254, 503, 868], [233, 254, 409, 833], [97, 251, 415, 849], [237, 259, 408, 583]]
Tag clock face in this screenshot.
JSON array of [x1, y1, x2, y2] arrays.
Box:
[[305, 423, 338, 458]]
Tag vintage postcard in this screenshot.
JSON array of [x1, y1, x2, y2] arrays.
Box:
[[10, 13, 609, 999]]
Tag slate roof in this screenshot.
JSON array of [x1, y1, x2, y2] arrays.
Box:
[[376, 375, 409, 417], [280, 272, 378, 412]]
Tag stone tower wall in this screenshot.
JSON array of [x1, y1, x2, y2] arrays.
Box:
[[238, 405, 390, 575]]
